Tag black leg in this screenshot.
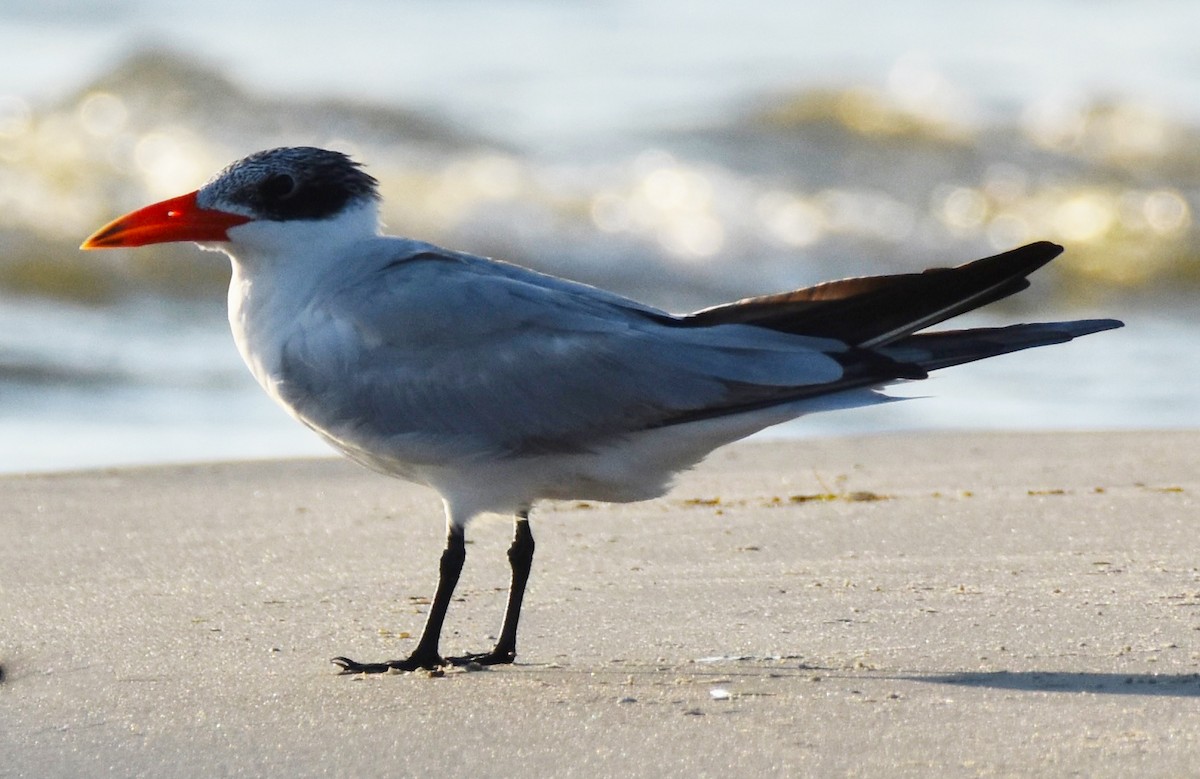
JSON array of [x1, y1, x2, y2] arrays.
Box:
[[332, 525, 466, 674], [449, 512, 535, 666]]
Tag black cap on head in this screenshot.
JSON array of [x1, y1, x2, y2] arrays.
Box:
[[200, 147, 380, 221]]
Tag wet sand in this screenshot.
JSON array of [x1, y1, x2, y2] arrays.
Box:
[[2, 431, 1198, 777]]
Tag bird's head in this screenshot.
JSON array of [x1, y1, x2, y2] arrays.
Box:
[[81, 147, 382, 255]]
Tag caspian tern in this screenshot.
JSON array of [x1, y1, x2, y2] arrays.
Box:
[[82, 146, 1122, 673]]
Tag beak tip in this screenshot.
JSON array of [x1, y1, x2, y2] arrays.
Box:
[[79, 232, 109, 250]]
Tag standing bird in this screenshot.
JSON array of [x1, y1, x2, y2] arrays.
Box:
[[82, 147, 1122, 673]]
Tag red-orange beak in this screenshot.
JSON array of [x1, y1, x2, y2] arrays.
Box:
[[80, 191, 253, 249]]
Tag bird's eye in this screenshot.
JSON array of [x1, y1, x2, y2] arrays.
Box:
[[259, 173, 297, 201]]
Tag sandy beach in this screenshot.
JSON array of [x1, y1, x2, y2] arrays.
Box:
[[1, 431, 1197, 777]]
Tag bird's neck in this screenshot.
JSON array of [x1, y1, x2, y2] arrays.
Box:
[[220, 203, 375, 398]]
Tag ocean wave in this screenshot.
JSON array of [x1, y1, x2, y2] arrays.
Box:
[[1, 49, 1196, 308]]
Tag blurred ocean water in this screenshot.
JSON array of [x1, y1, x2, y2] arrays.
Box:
[[1, 1, 1197, 472]]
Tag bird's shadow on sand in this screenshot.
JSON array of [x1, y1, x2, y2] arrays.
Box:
[[569, 660, 1200, 699], [906, 671, 1200, 698]]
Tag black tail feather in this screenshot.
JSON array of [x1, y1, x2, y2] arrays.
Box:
[[683, 241, 1064, 347], [879, 319, 1124, 372]]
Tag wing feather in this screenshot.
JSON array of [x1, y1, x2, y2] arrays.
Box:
[[276, 246, 848, 461]]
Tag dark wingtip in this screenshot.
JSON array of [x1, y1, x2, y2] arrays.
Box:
[[1030, 240, 1064, 256], [956, 240, 1064, 274], [1064, 318, 1124, 336]]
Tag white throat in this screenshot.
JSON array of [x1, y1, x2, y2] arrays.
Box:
[[219, 201, 380, 404]]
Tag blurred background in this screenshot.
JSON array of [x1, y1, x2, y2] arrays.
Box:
[[2, 0, 1197, 473]]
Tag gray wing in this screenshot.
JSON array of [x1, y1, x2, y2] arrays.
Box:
[[276, 246, 849, 460]]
